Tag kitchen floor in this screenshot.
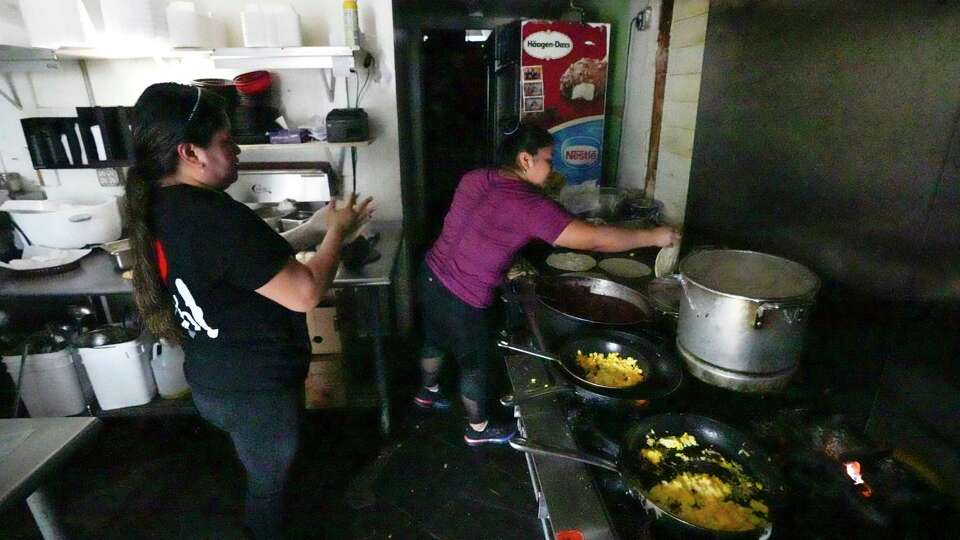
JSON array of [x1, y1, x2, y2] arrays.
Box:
[[2, 401, 541, 540]]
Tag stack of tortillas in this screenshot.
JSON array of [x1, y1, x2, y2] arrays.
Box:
[[598, 257, 652, 278], [546, 252, 597, 272]]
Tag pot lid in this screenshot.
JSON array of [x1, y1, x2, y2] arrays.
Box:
[[76, 326, 138, 348], [647, 276, 682, 316], [679, 249, 819, 301]]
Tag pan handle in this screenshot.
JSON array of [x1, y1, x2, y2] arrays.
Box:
[[509, 437, 622, 474], [500, 385, 570, 406], [497, 340, 563, 366]]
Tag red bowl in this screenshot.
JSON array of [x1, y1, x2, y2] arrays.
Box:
[[233, 70, 272, 96]]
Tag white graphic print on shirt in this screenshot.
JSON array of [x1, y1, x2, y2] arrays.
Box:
[[172, 278, 220, 339]]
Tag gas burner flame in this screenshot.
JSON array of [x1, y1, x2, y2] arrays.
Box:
[[843, 461, 873, 498]]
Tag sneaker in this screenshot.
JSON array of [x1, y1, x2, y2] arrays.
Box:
[[464, 421, 518, 446], [413, 387, 452, 410]]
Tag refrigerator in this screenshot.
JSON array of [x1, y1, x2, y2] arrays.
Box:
[[487, 19, 611, 187]]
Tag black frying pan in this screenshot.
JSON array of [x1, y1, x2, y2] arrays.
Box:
[[510, 413, 787, 538], [498, 330, 683, 401]]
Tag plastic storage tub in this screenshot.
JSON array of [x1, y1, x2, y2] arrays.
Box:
[[0, 197, 122, 249], [77, 333, 156, 410], [3, 349, 87, 416]]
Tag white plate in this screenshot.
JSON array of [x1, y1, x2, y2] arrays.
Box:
[[0, 246, 91, 272]]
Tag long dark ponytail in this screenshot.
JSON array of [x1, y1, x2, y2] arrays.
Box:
[[126, 83, 228, 343]]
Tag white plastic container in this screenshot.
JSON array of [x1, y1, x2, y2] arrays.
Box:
[[18, 0, 103, 49], [150, 339, 190, 399], [99, 0, 167, 47], [166, 1, 226, 48], [1, 1, 30, 47], [3, 349, 87, 417], [241, 2, 302, 47], [0, 197, 122, 249], [342, 0, 359, 47], [77, 334, 156, 410]]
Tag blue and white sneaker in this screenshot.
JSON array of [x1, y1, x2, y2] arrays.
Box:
[[464, 421, 518, 446]]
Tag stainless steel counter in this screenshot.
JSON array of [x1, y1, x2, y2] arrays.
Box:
[[505, 354, 619, 540], [1, 417, 101, 538], [0, 250, 132, 297], [0, 220, 402, 297], [0, 221, 404, 433], [331, 221, 402, 287]]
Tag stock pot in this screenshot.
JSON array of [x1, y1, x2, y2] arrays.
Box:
[[677, 250, 819, 393]]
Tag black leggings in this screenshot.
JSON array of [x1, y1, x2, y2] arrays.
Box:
[[417, 264, 498, 415], [192, 385, 303, 540]]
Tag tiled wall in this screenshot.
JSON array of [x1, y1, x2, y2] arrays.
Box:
[[655, 0, 709, 226]]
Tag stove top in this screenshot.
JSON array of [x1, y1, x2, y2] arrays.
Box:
[[506, 346, 956, 540], [561, 382, 953, 540]]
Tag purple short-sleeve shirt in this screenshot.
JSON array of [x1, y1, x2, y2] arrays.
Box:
[[426, 168, 574, 308]]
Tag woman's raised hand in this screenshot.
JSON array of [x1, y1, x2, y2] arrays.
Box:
[[326, 193, 375, 238]]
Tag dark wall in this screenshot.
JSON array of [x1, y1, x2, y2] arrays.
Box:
[[687, 0, 960, 302], [686, 0, 960, 497]]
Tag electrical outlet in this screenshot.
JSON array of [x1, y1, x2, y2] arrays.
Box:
[[97, 168, 122, 187]]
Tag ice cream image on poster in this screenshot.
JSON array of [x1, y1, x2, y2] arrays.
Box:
[[172, 278, 220, 339], [551, 117, 605, 186]]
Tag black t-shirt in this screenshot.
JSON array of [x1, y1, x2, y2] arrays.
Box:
[[153, 184, 309, 391]]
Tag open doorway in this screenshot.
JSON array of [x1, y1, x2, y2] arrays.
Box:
[[393, 1, 572, 256], [419, 28, 491, 245]]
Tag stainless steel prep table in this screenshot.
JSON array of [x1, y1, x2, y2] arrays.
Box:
[[0, 417, 101, 539], [0, 221, 403, 434]]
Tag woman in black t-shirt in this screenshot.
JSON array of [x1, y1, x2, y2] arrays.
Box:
[[126, 83, 372, 539]]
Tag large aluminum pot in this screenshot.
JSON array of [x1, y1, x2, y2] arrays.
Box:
[[676, 250, 819, 393], [534, 273, 654, 347]]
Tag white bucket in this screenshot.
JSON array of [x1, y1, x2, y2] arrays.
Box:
[[3, 349, 87, 417], [150, 339, 190, 399], [77, 335, 156, 410]]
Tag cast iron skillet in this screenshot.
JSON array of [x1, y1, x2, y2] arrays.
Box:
[[498, 330, 683, 401], [510, 413, 788, 538]]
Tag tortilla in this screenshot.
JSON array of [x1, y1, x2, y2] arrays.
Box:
[[655, 244, 681, 277], [599, 257, 651, 278], [546, 252, 597, 272]]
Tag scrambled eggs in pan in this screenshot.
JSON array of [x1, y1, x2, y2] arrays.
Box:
[[641, 432, 770, 532], [575, 350, 646, 387]]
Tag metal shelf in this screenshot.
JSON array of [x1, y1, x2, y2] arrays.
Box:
[[211, 46, 361, 74], [0, 45, 59, 73], [238, 139, 373, 151], [1, 45, 362, 69], [53, 46, 212, 60]]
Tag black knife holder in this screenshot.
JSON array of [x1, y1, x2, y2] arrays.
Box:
[[76, 106, 134, 165], [21, 117, 84, 169]]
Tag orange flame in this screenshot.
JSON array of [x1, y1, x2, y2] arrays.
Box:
[[844, 461, 873, 498]]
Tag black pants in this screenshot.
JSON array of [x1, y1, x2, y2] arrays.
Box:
[[192, 384, 303, 540], [417, 264, 498, 411]]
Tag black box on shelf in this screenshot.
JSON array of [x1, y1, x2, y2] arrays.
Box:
[[326, 108, 369, 143]]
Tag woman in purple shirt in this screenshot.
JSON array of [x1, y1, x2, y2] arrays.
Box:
[[415, 124, 680, 445]]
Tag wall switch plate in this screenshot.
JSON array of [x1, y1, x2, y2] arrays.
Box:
[[97, 168, 122, 187]]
